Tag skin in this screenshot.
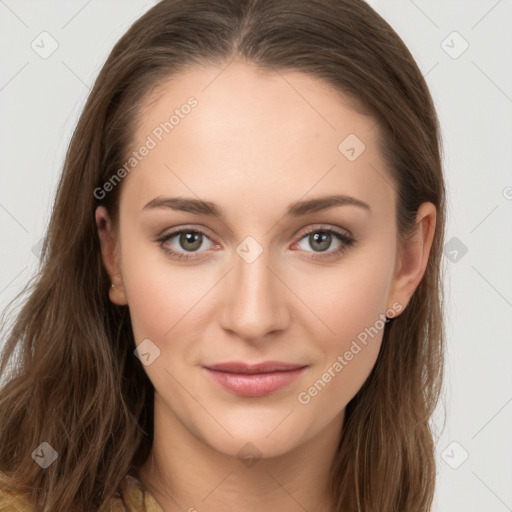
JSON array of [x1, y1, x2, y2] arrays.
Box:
[[96, 59, 436, 512]]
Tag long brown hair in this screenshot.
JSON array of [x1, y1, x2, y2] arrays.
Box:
[[0, 1, 446, 510]]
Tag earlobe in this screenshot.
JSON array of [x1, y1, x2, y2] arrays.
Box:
[[387, 202, 437, 314], [95, 206, 128, 305]]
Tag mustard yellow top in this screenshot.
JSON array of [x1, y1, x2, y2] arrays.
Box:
[[103, 474, 164, 512], [0, 474, 163, 512]]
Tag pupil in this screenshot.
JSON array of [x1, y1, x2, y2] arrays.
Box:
[[311, 232, 330, 252], [180, 232, 201, 251]]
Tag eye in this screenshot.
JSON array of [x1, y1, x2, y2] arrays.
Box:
[[157, 228, 216, 260], [294, 226, 355, 259], [157, 225, 356, 261]]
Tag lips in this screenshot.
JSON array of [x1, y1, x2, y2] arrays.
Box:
[[205, 361, 307, 374], [203, 361, 308, 397]]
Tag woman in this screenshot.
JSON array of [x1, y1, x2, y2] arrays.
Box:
[[0, 0, 446, 510]]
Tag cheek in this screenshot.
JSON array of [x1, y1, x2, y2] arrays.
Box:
[[295, 256, 391, 409], [301, 253, 392, 344], [297, 294, 385, 418], [118, 231, 193, 343]]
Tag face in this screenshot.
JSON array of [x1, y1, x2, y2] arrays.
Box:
[[97, 60, 412, 459]]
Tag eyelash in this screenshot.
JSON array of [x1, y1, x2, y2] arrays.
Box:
[[156, 225, 356, 261]]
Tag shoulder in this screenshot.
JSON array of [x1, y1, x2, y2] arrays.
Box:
[[0, 474, 163, 512], [105, 473, 164, 512]]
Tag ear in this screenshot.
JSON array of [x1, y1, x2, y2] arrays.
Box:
[[95, 206, 128, 305], [387, 202, 437, 315]]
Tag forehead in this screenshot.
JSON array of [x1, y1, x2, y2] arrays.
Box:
[[135, 59, 375, 150], [126, 60, 395, 219]]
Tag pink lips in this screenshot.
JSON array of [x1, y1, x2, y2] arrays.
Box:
[[203, 361, 308, 397]]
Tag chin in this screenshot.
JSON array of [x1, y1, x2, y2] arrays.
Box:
[[196, 412, 314, 460], [208, 432, 302, 461]]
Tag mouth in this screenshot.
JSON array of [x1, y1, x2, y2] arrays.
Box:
[[202, 361, 309, 397]]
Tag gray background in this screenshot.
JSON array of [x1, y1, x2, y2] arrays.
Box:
[[1, 1, 511, 510]]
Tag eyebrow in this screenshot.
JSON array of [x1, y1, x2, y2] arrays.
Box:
[[142, 194, 371, 217]]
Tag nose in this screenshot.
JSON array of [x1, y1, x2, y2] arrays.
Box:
[[218, 246, 291, 343]]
